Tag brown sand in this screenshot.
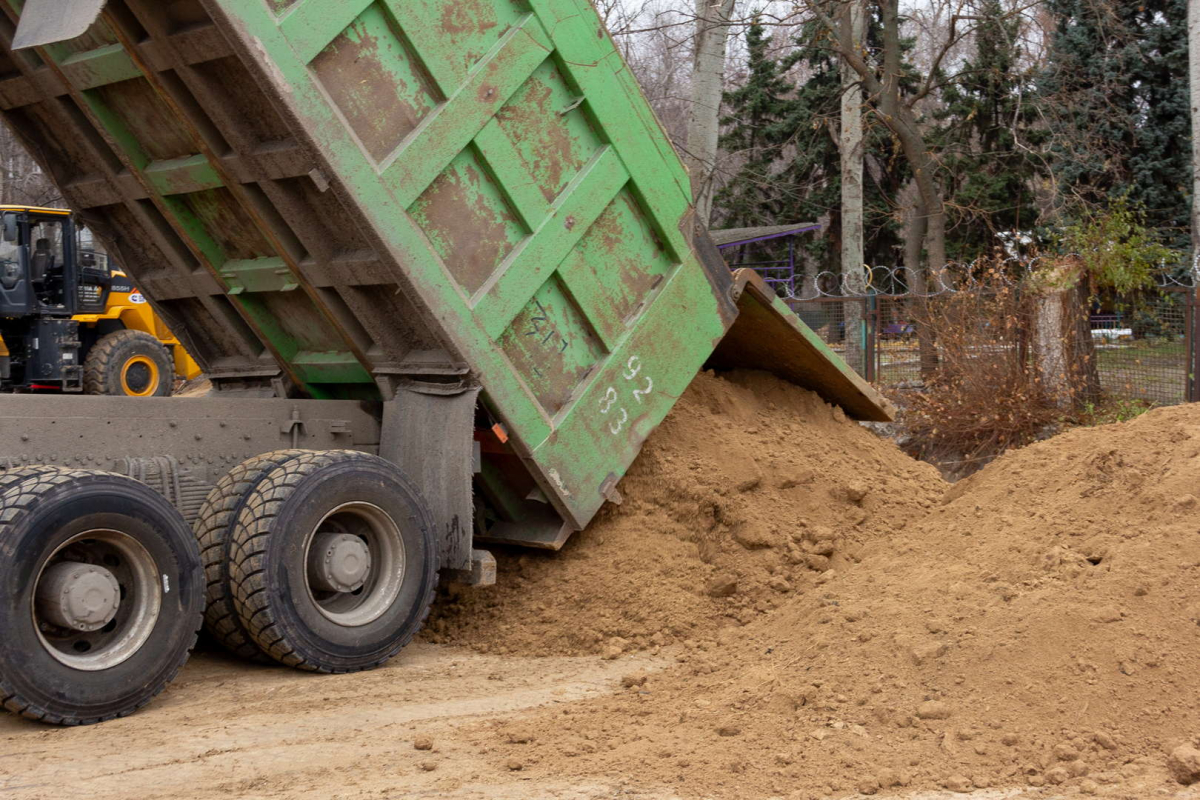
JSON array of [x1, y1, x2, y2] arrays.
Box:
[[437, 370, 1200, 798], [427, 370, 945, 657]]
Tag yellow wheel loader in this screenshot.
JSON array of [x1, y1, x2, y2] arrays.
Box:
[[0, 205, 200, 396]]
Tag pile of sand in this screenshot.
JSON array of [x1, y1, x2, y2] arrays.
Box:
[[426, 370, 944, 656], [435, 371, 1200, 798]]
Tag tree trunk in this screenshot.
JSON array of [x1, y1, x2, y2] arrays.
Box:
[[1190, 0, 1200, 260], [1033, 263, 1095, 409], [1035, 288, 1072, 409], [840, 0, 866, 373], [820, 0, 946, 375], [1070, 277, 1102, 403], [903, 189, 939, 379], [685, 0, 737, 225], [832, 0, 948, 287]]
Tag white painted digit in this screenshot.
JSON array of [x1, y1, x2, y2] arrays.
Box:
[[599, 387, 618, 414], [609, 408, 628, 435], [623, 356, 641, 380], [632, 376, 653, 403]]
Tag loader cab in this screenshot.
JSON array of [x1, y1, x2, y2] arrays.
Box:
[[0, 206, 108, 318]]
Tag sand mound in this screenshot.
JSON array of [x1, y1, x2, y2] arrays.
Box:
[[426, 370, 944, 656], [452, 383, 1200, 798]]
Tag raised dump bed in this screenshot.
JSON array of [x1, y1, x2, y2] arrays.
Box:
[[0, 0, 893, 725]]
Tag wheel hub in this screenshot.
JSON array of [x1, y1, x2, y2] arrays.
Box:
[[33, 529, 162, 671], [35, 561, 121, 632], [307, 533, 372, 593], [124, 361, 151, 393]]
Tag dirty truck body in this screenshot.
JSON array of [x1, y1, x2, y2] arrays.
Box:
[[0, 0, 893, 724]]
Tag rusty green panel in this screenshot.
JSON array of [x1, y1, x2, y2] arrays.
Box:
[[407, 144, 528, 296], [195, 0, 735, 528], [557, 188, 677, 349], [307, 3, 439, 163], [498, 275, 605, 415], [397, 0, 529, 90], [493, 57, 603, 204]]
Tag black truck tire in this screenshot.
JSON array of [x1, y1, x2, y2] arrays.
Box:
[[83, 329, 174, 397], [228, 450, 438, 673], [0, 468, 203, 725], [193, 450, 309, 662]]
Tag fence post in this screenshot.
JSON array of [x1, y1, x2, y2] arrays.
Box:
[[865, 295, 877, 383]]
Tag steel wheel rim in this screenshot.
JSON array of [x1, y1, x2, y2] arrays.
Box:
[[32, 529, 162, 671], [303, 502, 406, 628], [120, 355, 158, 396]]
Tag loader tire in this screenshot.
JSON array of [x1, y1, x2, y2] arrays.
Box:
[[228, 450, 438, 673], [0, 468, 203, 725], [193, 450, 310, 662], [84, 329, 174, 397]]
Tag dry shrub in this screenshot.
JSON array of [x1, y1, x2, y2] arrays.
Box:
[[903, 277, 1060, 463]]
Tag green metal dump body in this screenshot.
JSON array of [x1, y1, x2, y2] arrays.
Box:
[[0, 0, 892, 538]]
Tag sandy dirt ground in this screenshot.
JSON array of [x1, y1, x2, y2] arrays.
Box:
[[5, 371, 1200, 799], [0, 643, 658, 800], [1, 643, 1195, 800]]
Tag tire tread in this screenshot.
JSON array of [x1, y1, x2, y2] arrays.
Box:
[[0, 467, 201, 725], [227, 450, 438, 673], [192, 450, 309, 662], [82, 329, 173, 397]]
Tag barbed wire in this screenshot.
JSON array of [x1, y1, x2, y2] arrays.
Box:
[[756, 253, 1199, 301]]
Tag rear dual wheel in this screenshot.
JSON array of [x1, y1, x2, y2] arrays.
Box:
[[0, 451, 437, 726], [0, 468, 203, 725], [197, 450, 438, 673]]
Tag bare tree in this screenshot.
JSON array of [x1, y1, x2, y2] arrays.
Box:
[[0, 125, 61, 208], [1190, 0, 1200, 261], [840, 0, 866, 371], [685, 0, 737, 224]]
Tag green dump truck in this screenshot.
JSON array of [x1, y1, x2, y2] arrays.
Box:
[[0, 0, 894, 725]]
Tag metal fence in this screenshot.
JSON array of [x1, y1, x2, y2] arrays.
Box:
[[1089, 288, 1195, 405], [777, 271, 1199, 408], [787, 295, 923, 387]]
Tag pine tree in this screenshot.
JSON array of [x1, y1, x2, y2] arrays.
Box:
[[772, 16, 840, 261], [1040, 0, 1191, 244], [936, 0, 1044, 260], [772, 11, 912, 271], [714, 18, 792, 229]]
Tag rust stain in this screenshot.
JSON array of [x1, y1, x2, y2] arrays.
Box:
[[569, 190, 673, 327], [413, 151, 524, 294], [179, 187, 275, 261], [441, 1, 500, 36], [311, 14, 437, 163], [500, 278, 603, 415], [496, 64, 588, 202], [94, 77, 198, 161], [439, 0, 524, 75]]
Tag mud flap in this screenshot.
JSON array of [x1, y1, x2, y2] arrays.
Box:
[[12, 0, 107, 50], [707, 270, 896, 422], [379, 383, 484, 579]]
